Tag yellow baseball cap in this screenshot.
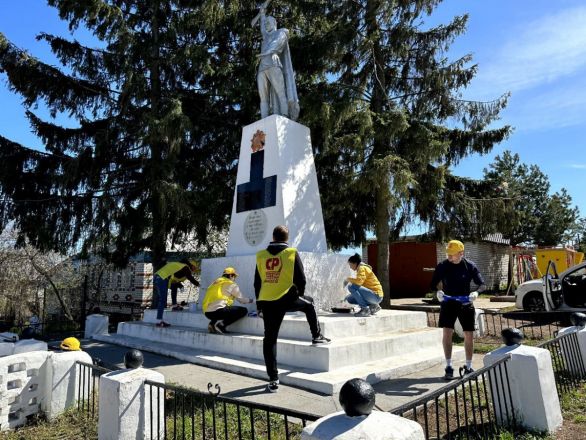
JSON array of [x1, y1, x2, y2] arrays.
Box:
[[446, 240, 464, 256], [223, 267, 239, 276], [60, 337, 81, 351]]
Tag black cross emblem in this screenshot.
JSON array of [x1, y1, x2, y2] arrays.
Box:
[[236, 150, 277, 213]]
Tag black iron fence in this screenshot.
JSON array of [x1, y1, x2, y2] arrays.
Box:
[[538, 330, 586, 397], [391, 355, 516, 440], [426, 310, 562, 341], [75, 360, 113, 419], [143, 380, 319, 440]]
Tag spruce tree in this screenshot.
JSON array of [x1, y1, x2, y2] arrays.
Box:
[[304, 0, 511, 302], [0, 1, 270, 269]]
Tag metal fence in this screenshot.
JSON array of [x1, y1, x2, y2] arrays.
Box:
[[391, 355, 516, 440], [75, 360, 113, 419], [143, 380, 319, 440], [538, 330, 586, 397], [426, 310, 562, 340]]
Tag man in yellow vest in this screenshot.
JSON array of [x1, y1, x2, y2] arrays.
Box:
[[255, 225, 331, 393], [202, 267, 254, 334], [154, 258, 200, 327]]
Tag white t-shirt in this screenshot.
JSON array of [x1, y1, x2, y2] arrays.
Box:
[[205, 283, 245, 313]]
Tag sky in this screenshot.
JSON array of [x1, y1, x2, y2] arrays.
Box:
[[1, 1, 585, 247]]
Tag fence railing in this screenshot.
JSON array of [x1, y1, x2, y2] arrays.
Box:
[[538, 330, 586, 397], [391, 355, 516, 440], [143, 380, 319, 440], [75, 360, 113, 419], [426, 310, 562, 340]]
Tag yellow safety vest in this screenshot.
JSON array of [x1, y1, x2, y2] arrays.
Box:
[[256, 247, 297, 302], [202, 277, 235, 312], [155, 262, 189, 286]]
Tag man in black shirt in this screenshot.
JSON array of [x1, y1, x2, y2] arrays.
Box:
[[430, 240, 486, 379]]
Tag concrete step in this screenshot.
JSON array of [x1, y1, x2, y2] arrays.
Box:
[[94, 333, 465, 395], [115, 321, 443, 371], [143, 309, 429, 341]]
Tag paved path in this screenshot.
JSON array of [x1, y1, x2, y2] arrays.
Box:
[[82, 339, 484, 418]]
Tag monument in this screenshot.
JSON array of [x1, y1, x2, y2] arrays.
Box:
[[95, 3, 463, 395], [253, 0, 299, 121], [199, 1, 349, 311]]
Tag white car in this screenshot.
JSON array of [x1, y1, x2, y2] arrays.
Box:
[[515, 261, 586, 311]]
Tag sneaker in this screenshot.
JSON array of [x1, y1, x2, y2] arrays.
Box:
[[459, 366, 474, 378], [354, 307, 371, 317], [214, 322, 225, 334], [171, 305, 184, 311], [156, 321, 171, 328], [215, 322, 229, 334], [312, 334, 331, 345], [369, 304, 381, 315], [267, 380, 279, 393], [443, 366, 454, 380], [207, 323, 217, 334]]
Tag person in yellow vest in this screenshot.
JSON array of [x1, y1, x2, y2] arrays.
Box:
[[202, 267, 254, 334], [254, 225, 331, 393], [154, 259, 200, 327], [345, 253, 384, 317]]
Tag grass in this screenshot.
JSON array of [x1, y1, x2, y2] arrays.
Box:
[[0, 408, 97, 440], [162, 390, 307, 440], [560, 384, 586, 424]]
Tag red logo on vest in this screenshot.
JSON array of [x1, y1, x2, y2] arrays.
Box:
[[266, 257, 281, 271]]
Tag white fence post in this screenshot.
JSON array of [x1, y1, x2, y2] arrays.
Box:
[[303, 378, 424, 440], [302, 411, 424, 440], [484, 344, 562, 433], [0, 351, 49, 431], [43, 351, 93, 420], [98, 368, 165, 440]]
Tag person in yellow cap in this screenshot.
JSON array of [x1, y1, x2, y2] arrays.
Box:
[[202, 267, 254, 334], [60, 336, 81, 351], [430, 240, 486, 380], [154, 258, 200, 327]]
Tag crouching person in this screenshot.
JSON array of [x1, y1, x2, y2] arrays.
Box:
[[345, 253, 383, 317], [202, 267, 253, 334]]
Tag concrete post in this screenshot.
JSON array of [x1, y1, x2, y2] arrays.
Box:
[[302, 411, 424, 440], [302, 378, 424, 439], [0, 351, 49, 430], [44, 350, 94, 420], [98, 368, 165, 440], [85, 314, 109, 339], [484, 344, 562, 433]]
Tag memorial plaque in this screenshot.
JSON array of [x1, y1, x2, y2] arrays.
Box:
[[244, 210, 268, 246]]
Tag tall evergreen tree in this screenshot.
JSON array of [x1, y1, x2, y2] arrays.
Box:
[[304, 0, 511, 302], [0, 1, 324, 269]]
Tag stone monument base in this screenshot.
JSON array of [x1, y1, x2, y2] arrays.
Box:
[[95, 308, 463, 395], [200, 252, 351, 312]]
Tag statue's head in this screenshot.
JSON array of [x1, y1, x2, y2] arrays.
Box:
[[265, 16, 277, 32]]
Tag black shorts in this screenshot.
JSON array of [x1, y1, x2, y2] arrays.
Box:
[[438, 300, 476, 331]]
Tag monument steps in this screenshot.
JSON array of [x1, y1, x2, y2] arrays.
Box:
[[110, 320, 443, 371], [94, 332, 464, 395], [142, 309, 429, 340], [94, 309, 465, 394]]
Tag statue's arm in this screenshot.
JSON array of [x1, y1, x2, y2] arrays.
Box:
[[257, 30, 287, 57], [259, 10, 268, 38]]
